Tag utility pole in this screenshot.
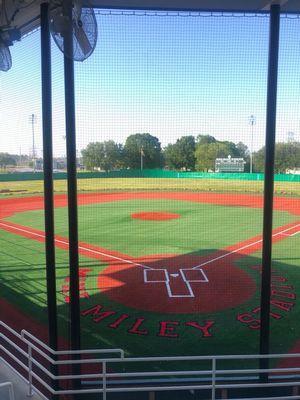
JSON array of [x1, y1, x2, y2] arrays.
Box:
[[29, 114, 37, 172], [287, 131, 295, 143], [140, 147, 144, 171], [248, 115, 256, 174]]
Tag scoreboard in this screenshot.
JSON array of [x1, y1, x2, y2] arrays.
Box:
[[215, 156, 245, 172]]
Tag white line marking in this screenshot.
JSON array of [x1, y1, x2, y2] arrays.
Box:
[[1, 221, 300, 277], [290, 231, 300, 237], [144, 267, 209, 298], [193, 223, 300, 270], [279, 231, 300, 237], [144, 268, 168, 283], [0, 221, 150, 270]]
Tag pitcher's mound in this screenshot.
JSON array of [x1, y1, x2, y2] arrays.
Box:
[[131, 211, 180, 221]]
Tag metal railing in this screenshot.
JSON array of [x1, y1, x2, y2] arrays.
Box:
[[0, 382, 15, 400], [1, 320, 300, 399]]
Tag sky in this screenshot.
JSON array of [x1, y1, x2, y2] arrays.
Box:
[[1, 10, 300, 158]]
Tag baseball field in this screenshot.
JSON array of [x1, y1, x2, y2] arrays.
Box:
[[0, 177, 300, 367]]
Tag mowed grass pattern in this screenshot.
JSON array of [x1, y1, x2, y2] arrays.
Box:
[[6, 199, 296, 257]]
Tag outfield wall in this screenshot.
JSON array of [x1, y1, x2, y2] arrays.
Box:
[[1, 169, 300, 182]]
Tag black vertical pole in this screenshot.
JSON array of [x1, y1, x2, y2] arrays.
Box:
[[40, 2, 58, 398], [63, 0, 81, 364], [259, 3, 280, 378]]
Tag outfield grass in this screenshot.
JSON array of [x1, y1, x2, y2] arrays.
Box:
[[1, 176, 300, 197]]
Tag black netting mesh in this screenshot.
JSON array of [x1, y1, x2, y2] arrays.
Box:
[[0, 12, 300, 382]]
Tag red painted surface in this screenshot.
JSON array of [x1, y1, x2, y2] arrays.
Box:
[[131, 211, 180, 220], [97, 253, 256, 313], [1, 191, 300, 219], [0, 192, 300, 361]]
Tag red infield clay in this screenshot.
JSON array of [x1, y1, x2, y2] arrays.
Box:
[[0, 192, 300, 323], [98, 253, 256, 313], [131, 211, 180, 221], [1, 191, 300, 219]]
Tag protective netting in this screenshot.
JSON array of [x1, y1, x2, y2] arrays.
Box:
[[75, 11, 270, 359], [0, 12, 300, 371]]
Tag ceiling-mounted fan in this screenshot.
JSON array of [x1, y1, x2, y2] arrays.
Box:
[[0, 0, 26, 72], [0, 27, 20, 71], [50, 0, 98, 62]]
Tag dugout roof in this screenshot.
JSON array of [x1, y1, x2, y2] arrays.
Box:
[[1, 0, 299, 37]]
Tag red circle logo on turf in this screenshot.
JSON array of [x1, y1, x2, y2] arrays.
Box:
[[98, 253, 256, 314]]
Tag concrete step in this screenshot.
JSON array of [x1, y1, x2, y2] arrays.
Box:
[[0, 360, 45, 400]]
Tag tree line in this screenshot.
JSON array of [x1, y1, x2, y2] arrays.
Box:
[[0, 153, 31, 169], [1, 134, 300, 173], [81, 133, 300, 173], [82, 133, 250, 172]]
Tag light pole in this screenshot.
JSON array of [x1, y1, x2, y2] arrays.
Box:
[[29, 113, 37, 172], [248, 115, 256, 174], [140, 147, 144, 171]]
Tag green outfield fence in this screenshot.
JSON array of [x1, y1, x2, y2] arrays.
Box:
[[1, 169, 300, 182]]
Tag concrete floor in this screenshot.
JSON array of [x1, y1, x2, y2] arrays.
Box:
[[0, 360, 44, 400]]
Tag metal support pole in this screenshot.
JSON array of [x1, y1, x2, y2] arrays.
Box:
[[249, 115, 256, 174], [32, 117, 36, 172], [259, 3, 280, 378], [40, 3, 59, 398], [29, 114, 37, 172], [140, 147, 144, 171], [63, 0, 81, 389]]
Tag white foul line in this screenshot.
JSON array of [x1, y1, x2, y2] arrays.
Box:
[[1, 220, 300, 273], [193, 223, 300, 270], [0, 221, 150, 270]]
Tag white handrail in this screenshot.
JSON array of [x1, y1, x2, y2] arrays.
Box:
[[0, 382, 15, 400], [21, 329, 125, 358], [1, 320, 300, 400]]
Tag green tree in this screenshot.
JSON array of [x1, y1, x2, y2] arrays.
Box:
[[253, 142, 300, 173], [0, 153, 17, 168], [101, 140, 124, 171], [195, 138, 248, 172], [196, 135, 216, 145], [124, 133, 163, 169], [164, 136, 196, 170], [195, 142, 228, 171], [252, 147, 265, 172], [236, 141, 249, 159], [275, 142, 300, 173], [81, 141, 123, 171]]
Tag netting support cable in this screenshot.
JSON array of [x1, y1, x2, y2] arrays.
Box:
[[40, 3, 59, 398], [260, 3, 281, 380]]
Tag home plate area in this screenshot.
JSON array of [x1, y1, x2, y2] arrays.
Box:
[[98, 253, 256, 314], [144, 267, 208, 297]]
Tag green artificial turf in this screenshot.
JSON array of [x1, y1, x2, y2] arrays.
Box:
[[1, 195, 300, 367], [5, 199, 296, 257], [1, 227, 299, 361]]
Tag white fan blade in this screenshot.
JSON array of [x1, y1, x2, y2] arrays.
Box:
[[0, 43, 12, 72], [73, 21, 92, 56]]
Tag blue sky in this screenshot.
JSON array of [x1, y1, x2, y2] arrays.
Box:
[[1, 11, 300, 157]]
